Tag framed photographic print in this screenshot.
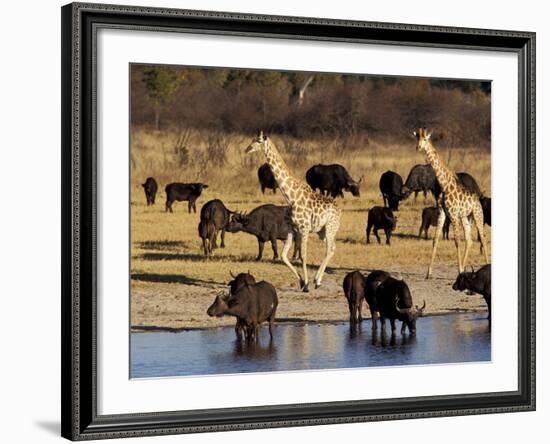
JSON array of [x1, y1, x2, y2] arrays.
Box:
[[61, 2, 536, 440]]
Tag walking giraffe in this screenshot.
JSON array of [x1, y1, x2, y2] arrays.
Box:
[[414, 128, 489, 278], [245, 131, 342, 292]]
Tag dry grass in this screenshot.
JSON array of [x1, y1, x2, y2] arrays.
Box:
[[130, 127, 491, 329]]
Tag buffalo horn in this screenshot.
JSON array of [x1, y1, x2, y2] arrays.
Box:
[[394, 304, 409, 315], [416, 300, 427, 315]]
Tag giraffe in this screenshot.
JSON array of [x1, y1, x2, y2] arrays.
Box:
[[414, 127, 489, 279], [245, 131, 342, 292]]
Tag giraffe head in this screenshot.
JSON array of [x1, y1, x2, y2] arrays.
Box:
[[245, 130, 267, 154], [413, 127, 432, 153]]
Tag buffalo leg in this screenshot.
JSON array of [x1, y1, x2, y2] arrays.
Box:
[[370, 308, 378, 330], [220, 229, 226, 248], [348, 299, 356, 323], [374, 229, 381, 244], [385, 229, 391, 245], [256, 240, 265, 261], [390, 318, 397, 336], [366, 222, 372, 244], [414, 191, 418, 202], [211, 230, 218, 249], [165, 200, 173, 213], [357, 298, 363, 322], [261, 185, 265, 194], [270, 234, 279, 260], [268, 310, 276, 339], [401, 322, 407, 335], [272, 187, 277, 194]]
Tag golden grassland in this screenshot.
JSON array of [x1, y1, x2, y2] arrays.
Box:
[[130, 127, 491, 329]]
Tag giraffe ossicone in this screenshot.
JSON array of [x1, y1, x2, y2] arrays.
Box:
[[245, 130, 342, 292]]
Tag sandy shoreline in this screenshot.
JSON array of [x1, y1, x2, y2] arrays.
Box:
[[131, 265, 489, 332]]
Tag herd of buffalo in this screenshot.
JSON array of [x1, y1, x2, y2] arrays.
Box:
[[140, 161, 492, 342]]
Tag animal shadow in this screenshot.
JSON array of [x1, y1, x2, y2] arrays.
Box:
[[131, 273, 225, 286]]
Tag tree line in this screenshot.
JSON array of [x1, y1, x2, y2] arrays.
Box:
[[131, 64, 491, 148]]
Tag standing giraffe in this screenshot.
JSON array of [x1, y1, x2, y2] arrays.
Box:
[[245, 131, 342, 292], [414, 128, 489, 278]]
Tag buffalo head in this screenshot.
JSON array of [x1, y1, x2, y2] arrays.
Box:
[[206, 292, 230, 317]]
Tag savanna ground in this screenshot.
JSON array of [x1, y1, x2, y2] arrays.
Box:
[[130, 128, 491, 331]]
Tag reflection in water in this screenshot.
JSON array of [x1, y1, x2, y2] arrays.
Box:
[[131, 313, 491, 378]]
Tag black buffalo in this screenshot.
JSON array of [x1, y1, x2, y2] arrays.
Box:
[[165, 182, 208, 213], [366, 206, 397, 245], [374, 276, 425, 335], [364, 270, 392, 329], [480, 196, 491, 226], [225, 205, 301, 261], [257, 163, 278, 194], [206, 281, 278, 341], [141, 177, 158, 206], [227, 272, 257, 339], [452, 264, 491, 321], [402, 166, 483, 207], [418, 207, 451, 240], [305, 164, 362, 198], [478, 196, 491, 252], [379, 170, 404, 210], [228, 271, 256, 295], [455, 172, 483, 197], [402, 164, 441, 205], [198, 199, 231, 255], [343, 271, 367, 324]]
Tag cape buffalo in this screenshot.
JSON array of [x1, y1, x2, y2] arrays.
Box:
[[225, 205, 301, 261], [206, 281, 278, 341], [305, 164, 362, 198], [379, 170, 404, 210], [455, 172, 483, 197], [452, 264, 491, 321], [401, 164, 440, 205], [227, 271, 257, 339], [165, 182, 208, 213], [257, 163, 278, 194], [199, 199, 231, 255], [366, 206, 397, 245], [364, 270, 392, 330], [375, 276, 425, 335], [419, 207, 451, 240], [142, 177, 158, 206], [343, 271, 366, 324]]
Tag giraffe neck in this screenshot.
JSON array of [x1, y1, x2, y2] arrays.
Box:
[[262, 139, 301, 206], [424, 141, 459, 194]]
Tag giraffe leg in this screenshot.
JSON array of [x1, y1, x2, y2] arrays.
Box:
[[450, 217, 463, 273], [314, 219, 339, 288], [314, 233, 336, 289], [427, 208, 445, 279], [299, 232, 309, 292], [473, 203, 490, 264], [460, 216, 473, 272], [281, 231, 303, 287]]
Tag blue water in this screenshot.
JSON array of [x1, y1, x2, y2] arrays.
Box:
[[130, 313, 490, 378]]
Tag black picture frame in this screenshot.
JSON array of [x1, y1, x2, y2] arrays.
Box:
[[61, 2, 536, 440]]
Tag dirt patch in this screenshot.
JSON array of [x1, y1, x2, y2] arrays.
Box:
[[131, 264, 488, 331]]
